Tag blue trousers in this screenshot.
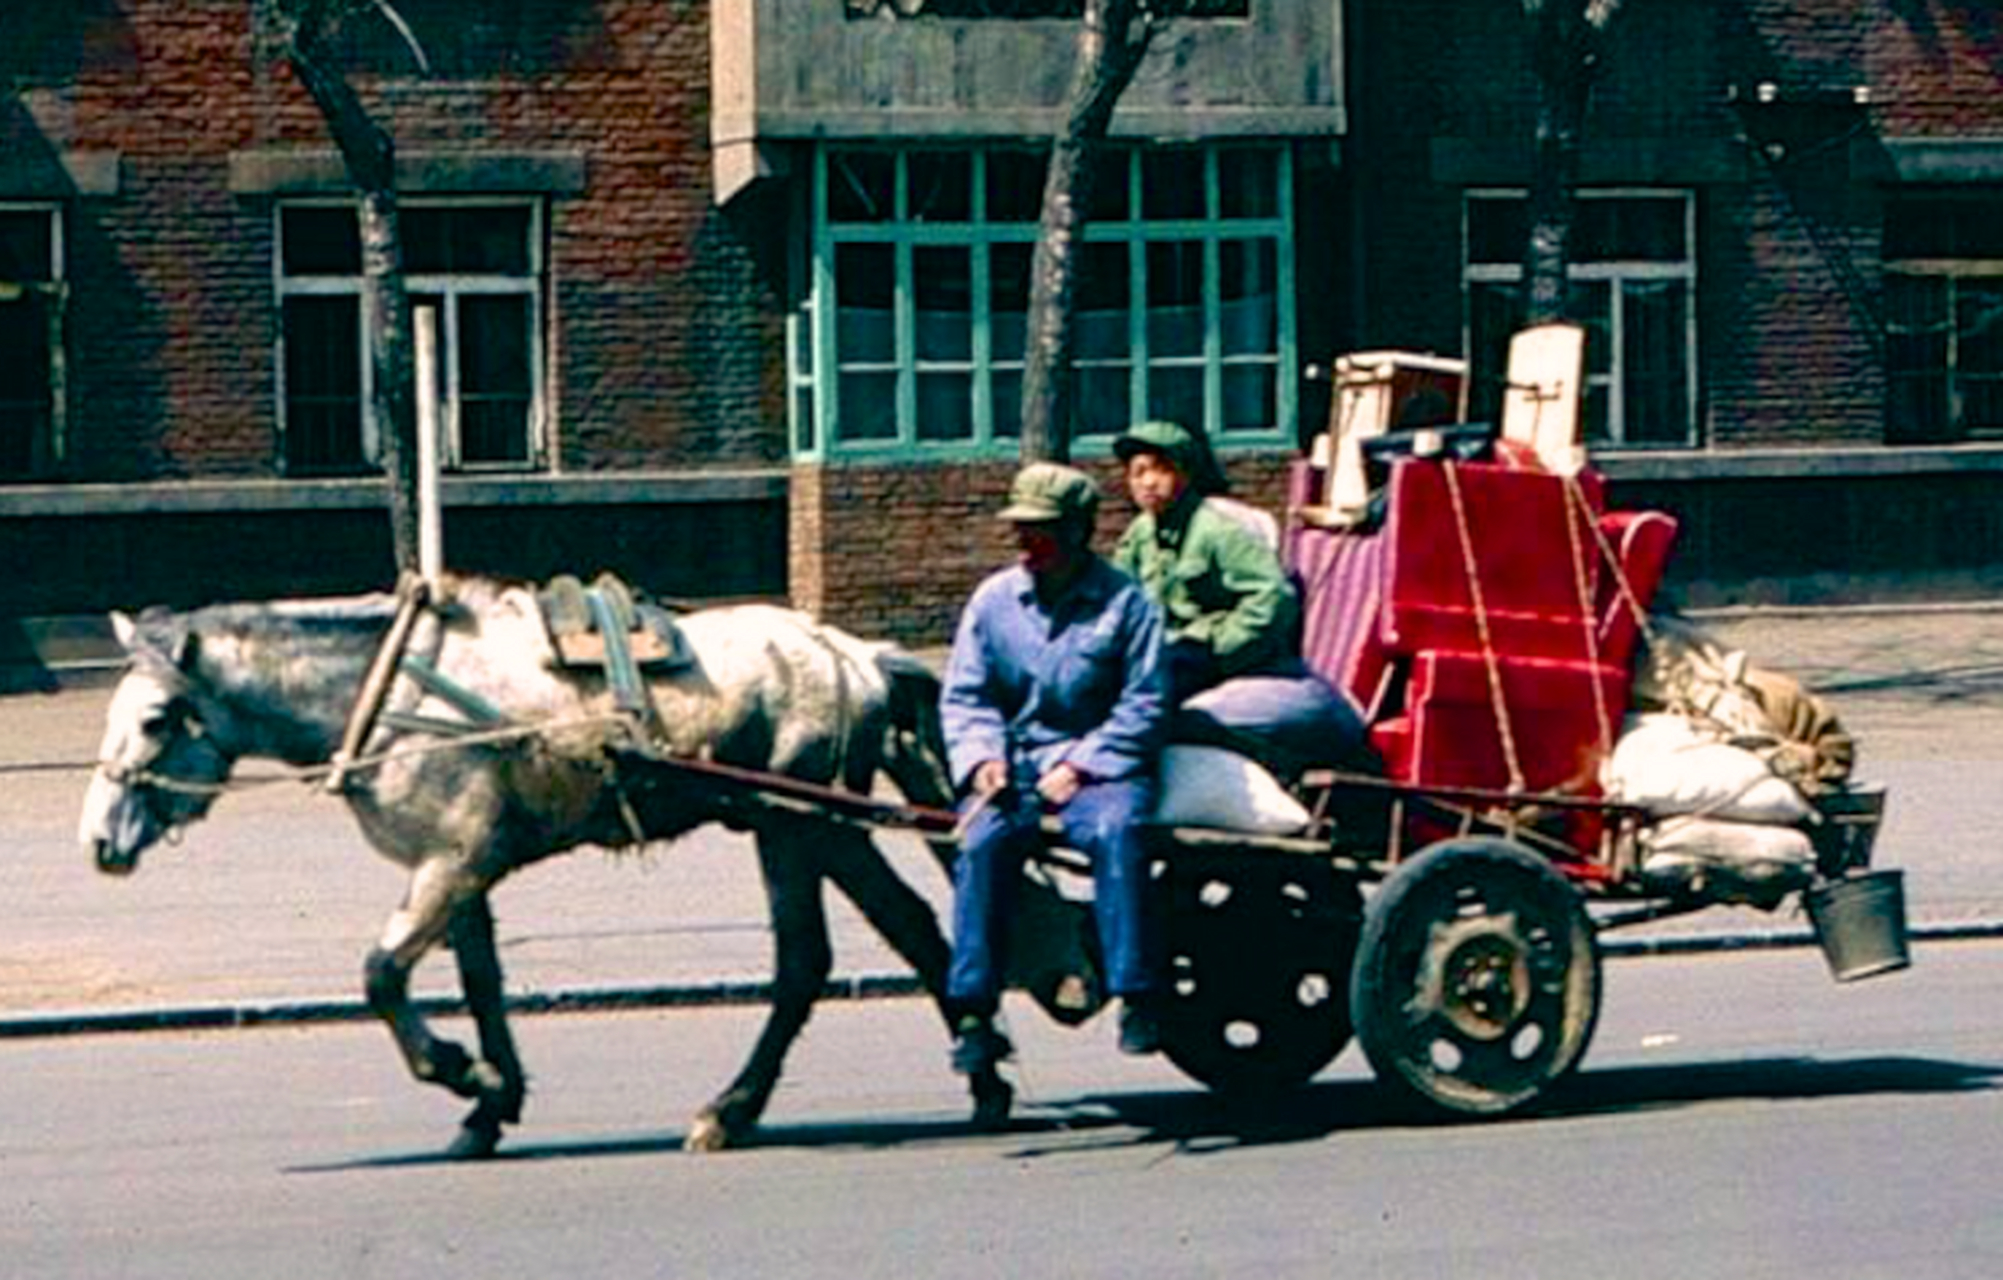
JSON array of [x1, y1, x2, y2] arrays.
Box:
[[946, 775, 1157, 1016]]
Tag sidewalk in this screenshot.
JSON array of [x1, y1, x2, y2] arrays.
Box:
[[5, 603, 2002, 1037]]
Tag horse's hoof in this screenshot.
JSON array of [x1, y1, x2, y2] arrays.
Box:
[[445, 1120, 503, 1161], [970, 1072, 1014, 1133], [684, 1111, 737, 1153]]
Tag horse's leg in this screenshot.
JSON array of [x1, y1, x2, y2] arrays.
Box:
[[685, 827, 832, 1152], [817, 829, 1013, 1130], [441, 893, 528, 1159], [364, 856, 513, 1152]]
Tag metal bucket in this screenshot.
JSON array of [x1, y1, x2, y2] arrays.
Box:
[[1806, 869, 1911, 982]]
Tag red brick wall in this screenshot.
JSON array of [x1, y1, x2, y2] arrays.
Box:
[[790, 453, 1296, 647], [17, 0, 782, 483]]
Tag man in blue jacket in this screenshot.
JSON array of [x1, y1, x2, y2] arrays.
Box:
[[940, 462, 1170, 1075]]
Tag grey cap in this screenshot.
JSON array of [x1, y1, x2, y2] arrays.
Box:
[[997, 462, 1101, 524]]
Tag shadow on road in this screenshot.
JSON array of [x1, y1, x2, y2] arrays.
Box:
[[1029, 1053, 2003, 1159], [287, 1053, 2002, 1173]]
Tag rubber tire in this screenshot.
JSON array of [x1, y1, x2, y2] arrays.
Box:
[[1351, 836, 1600, 1119]]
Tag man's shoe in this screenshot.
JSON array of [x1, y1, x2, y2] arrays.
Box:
[[949, 1015, 1013, 1076], [1117, 999, 1162, 1057]]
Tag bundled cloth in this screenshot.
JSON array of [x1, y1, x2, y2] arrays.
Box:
[[1630, 614, 1855, 796], [1602, 711, 1817, 907]]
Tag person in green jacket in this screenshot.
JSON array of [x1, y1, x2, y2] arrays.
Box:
[[1112, 419, 1370, 779], [1113, 419, 1297, 698]]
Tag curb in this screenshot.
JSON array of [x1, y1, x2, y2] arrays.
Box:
[[6, 922, 1999, 1043]]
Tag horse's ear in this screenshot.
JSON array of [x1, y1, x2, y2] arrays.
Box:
[[112, 609, 193, 670]]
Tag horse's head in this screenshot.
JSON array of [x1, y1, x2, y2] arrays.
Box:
[[79, 611, 235, 876]]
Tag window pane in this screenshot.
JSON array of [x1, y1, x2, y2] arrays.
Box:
[[1569, 281, 1613, 443], [1620, 279, 1689, 446], [456, 295, 532, 465], [0, 292, 50, 476], [1887, 196, 2003, 260], [1076, 242, 1131, 360], [283, 296, 366, 474], [1146, 364, 1204, 429], [1087, 148, 1131, 221], [990, 243, 1033, 363], [1219, 240, 1276, 357], [1467, 280, 1523, 422], [915, 246, 972, 362], [1147, 240, 1205, 359], [281, 206, 361, 276], [908, 151, 972, 223], [402, 206, 531, 275], [1467, 198, 1528, 267], [838, 370, 898, 441], [1077, 364, 1130, 433], [0, 211, 54, 281], [1218, 148, 1278, 219], [1222, 363, 1277, 433], [829, 152, 895, 223], [1885, 273, 1950, 442], [1578, 197, 1686, 263], [986, 149, 1049, 222], [1959, 279, 2003, 434], [917, 371, 973, 442], [991, 368, 1022, 439], [1142, 149, 1206, 220], [835, 243, 896, 364]]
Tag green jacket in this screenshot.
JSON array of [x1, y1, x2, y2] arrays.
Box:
[[1114, 492, 1298, 679]]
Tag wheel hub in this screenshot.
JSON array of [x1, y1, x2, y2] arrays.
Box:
[[1414, 912, 1532, 1041]]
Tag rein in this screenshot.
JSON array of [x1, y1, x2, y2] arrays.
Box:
[[109, 712, 635, 800]]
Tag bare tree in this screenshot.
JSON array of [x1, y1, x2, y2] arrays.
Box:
[[1522, 0, 1621, 325], [1017, 0, 1164, 462], [261, 0, 428, 571]]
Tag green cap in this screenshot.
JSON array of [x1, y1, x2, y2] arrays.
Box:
[[997, 462, 1101, 524], [1113, 419, 1227, 495], [1113, 419, 1199, 471]]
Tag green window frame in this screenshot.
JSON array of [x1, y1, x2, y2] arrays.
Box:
[[1464, 190, 1697, 449], [793, 143, 1296, 460], [0, 204, 63, 479], [276, 199, 546, 477]]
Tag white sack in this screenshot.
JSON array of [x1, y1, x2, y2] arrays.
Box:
[[1640, 816, 1816, 869], [1603, 713, 1814, 825], [1154, 744, 1312, 835]]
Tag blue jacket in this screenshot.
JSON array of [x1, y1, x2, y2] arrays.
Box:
[[940, 557, 1168, 791]]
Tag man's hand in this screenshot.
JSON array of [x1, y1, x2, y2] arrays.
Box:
[[970, 759, 1010, 799], [1036, 762, 1088, 809]]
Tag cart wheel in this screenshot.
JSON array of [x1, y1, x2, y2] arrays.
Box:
[[1158, 850, 1361, 1097], [1352, 836, 1600, 1118]]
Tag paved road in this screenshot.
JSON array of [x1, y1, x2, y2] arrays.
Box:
[[4, 604, 2001, 1031], [3, 944, 2000, 1279]]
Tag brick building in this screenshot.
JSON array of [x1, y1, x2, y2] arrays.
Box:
[[5, 2, 2003, 671]]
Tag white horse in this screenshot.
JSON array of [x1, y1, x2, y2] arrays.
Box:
[[77, 573, 1019, 1156]]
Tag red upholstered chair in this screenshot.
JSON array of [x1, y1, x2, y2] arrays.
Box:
[[1377, 458, 1609, 663], [1593, 509, 1680, 673]]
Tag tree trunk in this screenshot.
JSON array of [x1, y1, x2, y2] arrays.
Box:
[[272, 2, 421, 573], [1018, 0, 1157, 462], [1522, 1, 1619, 327]]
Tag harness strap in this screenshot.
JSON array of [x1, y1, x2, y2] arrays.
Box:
[[399, 653, 513, 728], [326, 573, 431, 794]]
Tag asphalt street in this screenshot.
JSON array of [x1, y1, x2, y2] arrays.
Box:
[[4, 603, 2001, 1036]]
